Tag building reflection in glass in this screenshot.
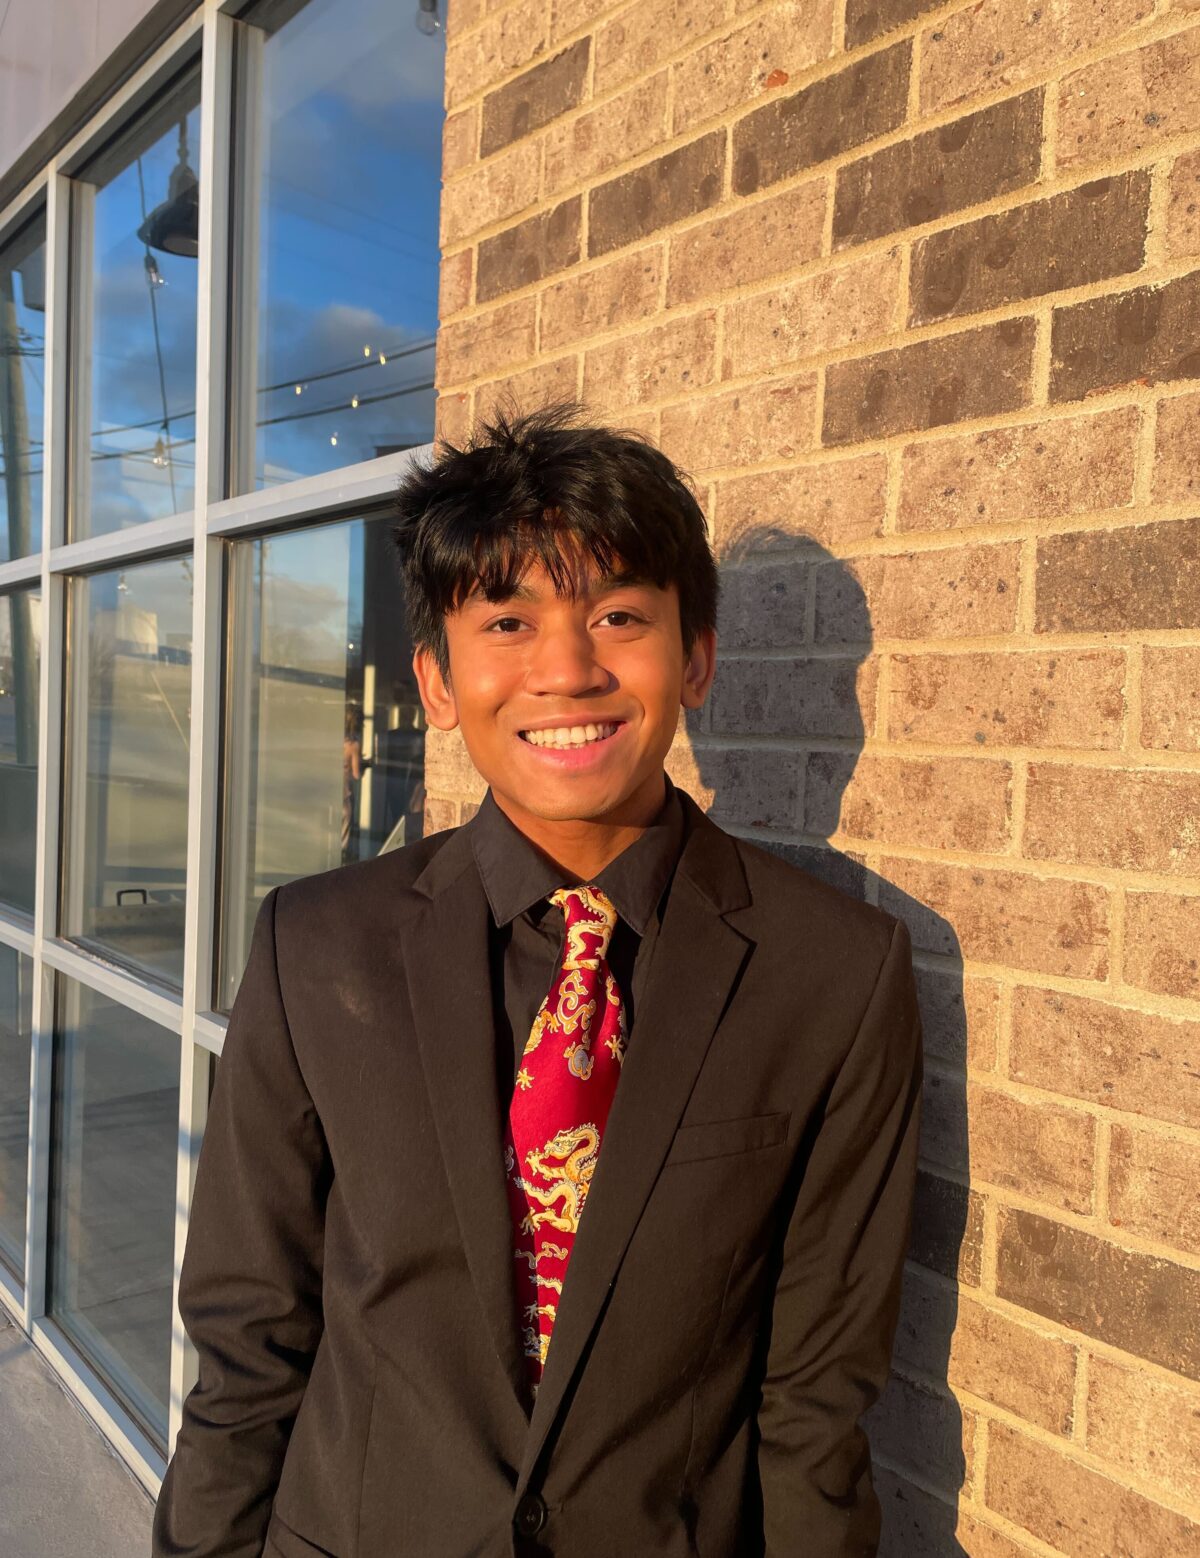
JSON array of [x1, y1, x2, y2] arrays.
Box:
[[0, 584, 41, 917], [0, 210, 47, 561], [218, 512, 424, 1009], [62, 557, 193, 986], [48, 977, 177, 1448], [0, 944, 33, 1282]]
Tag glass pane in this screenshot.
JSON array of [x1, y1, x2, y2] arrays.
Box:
[[0, 584, 41, 917], [0, 212, 47, 560], [228, 0, 443, 493], [62, 557, 192, 986], [48, 978, 178, 1447], [218, 512, 425, 1007], [71, 66, 201, 539], [0, 945, 33, 1281]]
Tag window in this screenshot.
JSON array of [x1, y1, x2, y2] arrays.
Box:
[[0, 584, 41, 917], [0, 211, 47, 561], [0, 945, 33, 1281]]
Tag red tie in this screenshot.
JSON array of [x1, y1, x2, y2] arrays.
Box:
[[503, 885, 627, 1396]]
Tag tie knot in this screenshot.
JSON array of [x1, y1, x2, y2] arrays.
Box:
[[549, 884, 618, 966]]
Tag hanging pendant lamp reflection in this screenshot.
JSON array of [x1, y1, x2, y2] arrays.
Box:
[[137, 121, 199, 258]]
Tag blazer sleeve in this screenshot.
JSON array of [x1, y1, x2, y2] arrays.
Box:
[[756, 914, 924, 1557], [152, 886, 331, 1558]]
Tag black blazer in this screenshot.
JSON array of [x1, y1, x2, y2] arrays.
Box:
[[152, 789, 923, 1558]]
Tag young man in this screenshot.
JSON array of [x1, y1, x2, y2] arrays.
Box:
[[152, 401, 923, 1558]]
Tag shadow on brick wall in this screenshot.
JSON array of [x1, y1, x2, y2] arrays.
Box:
[[683, 523, 970, 1554]]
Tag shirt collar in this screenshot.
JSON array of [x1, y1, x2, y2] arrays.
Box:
[[470, 772, 685, 935]]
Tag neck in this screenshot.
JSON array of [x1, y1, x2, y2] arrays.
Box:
[[490, 769, 668, 881]]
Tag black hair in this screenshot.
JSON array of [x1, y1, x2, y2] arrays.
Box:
[[391, 397, 718, 676]]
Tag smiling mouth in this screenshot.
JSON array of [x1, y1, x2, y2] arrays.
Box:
[[518, 721, 622, 749]]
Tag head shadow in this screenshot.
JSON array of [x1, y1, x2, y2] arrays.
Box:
[[678, 520, 972, 1555]]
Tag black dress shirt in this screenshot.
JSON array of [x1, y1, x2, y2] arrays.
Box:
[[470, 772, 686, 1096]]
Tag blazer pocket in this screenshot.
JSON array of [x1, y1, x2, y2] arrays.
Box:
[[663, 1110, 790, 1167], [265, 1511, 339, 1558]]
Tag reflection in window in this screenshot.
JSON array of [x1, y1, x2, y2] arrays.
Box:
[[62, 557, 192, 986], [48, 978, 177, 1448], [70, 65, 201, 539], [228, 0, 443, 493], [218, 513, 425, 1008], [0, 585, 41, 917], [0, 945, 33, 1282], [0, 211, 46, 560]]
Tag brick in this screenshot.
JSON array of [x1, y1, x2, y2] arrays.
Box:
[[845, 0, 943, 49], [814, 541, 1021, 643], [894, 1268, 1078, 1435], [1035, 517, 1200, 632], [864, 1372, 969, 1491], [667, 178, 826, 308], [424, 727, 486, 801], [920, 0, 1155, 115], [911, 964, 1000, 1071], [421, 795, 458, 835], [712, 558, 814, 650], [1058, 26, 1200, 172], [1086, 1353, 1200, 1507], [1125, 887, 1200, 998], [671, 0, 837, 136], [549, 0, 621, 44], [542, 72, 669, 199], [668, 742, 802, 831], [731, 42, 911, 198], [910, 1166, 984, 1285], [723, 249, 901, 378], [659, 372, 819, 471], [474, 354, 579, 425], [594, 0, 728, 95], [985, 1417, 1199, 1556], [476, 196, 581, 303], [922, 1075, 1095, 1213], [540, 247, 663, 352], [805, 751, 1013, 852], [877, 855, 1110, 980], [588, 130, 725, 259], [1109, 1122, 1200, 1258], [713, 454, 887, 555], [1152, 387, 1200, 503], [872, 1466, 998, 1557], [1167, 149, 1200, 259], [581, 311, 717, 410], [710, 656, 875, 737], [1050, 270, 1200, 401], [434, 391, 471, 448], [823, 318, 1036, 446], [1142, 647, 1200, 752], [1026, 762, 1200, 876], [888, 648, 1127, 750], [898, 407, 1139, 533], [834, 91, 1043, 251], [440, 137, 541, 247], [436, 296, 536, 386], [438, 248, 473, 318], [910, 173, 1150, 326], [442, 106, 478, 181], [479, 37, 590, 158], [447, 0, 551, 109], [998, 1207, 1200, 1381], [1010, 984, 1200, 1129]]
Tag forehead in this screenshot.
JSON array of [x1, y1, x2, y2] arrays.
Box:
[[462, 556, 662, 605]]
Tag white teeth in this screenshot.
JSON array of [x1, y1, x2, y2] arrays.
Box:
[[522, 722, 618, 748]]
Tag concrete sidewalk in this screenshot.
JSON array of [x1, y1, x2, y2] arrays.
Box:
[[0, 1311, 154, 1557]]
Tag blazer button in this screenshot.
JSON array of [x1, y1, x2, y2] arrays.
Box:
[[514, 1491, 548, 1537]]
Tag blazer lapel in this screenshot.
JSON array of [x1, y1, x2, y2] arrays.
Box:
[[517, 795, 754, 1492], [399, 822, 531, 1429]]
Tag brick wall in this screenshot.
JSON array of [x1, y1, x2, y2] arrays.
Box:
[[429, 0, 1200, 1548]]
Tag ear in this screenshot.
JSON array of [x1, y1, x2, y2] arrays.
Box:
[[680, 625, 717, 711], [413, 644, 460, 731]]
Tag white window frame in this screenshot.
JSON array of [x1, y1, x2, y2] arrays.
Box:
[[0, 0, 436, 1494]]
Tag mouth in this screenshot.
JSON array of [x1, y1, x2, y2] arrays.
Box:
[[517, 720, 624, 750]]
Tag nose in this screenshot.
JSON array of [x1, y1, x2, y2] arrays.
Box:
[[524, 618, 610, 698]]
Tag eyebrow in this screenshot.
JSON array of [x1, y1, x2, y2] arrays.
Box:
[[474, 568, 652, 605]]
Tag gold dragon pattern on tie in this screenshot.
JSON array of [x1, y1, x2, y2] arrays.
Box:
[[503, 885, 627, 1396]]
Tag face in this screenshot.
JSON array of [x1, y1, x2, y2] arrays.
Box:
[[412, 557, 716, 830]]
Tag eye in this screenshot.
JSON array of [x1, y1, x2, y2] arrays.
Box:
[[598, 609, 642, 628], [486, 615, 527, 633]]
